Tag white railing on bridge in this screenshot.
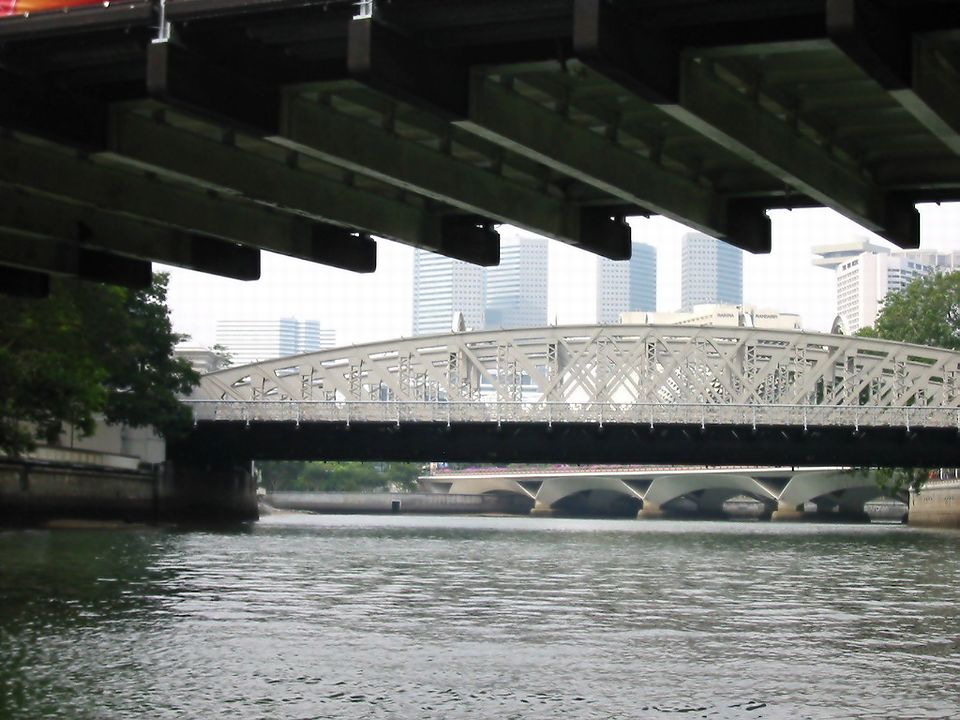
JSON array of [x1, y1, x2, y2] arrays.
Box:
[[184, 399, 960, 430]]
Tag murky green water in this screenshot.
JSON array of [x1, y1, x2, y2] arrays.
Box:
[[1, 515, 958, 719]]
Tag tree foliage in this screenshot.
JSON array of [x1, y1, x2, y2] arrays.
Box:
[[858, 271, 960, 349], [853, 272, 960, 493], [0, 274, 198, 456], [258, 461, 422, 493]]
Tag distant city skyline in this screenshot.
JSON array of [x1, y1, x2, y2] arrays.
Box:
[[215, 317, 335, 366], [161, 204, 960, 350]]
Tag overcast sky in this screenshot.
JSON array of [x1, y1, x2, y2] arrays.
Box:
[[163, 203, 960, 348]]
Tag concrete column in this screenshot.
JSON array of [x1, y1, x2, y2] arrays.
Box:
[[529, 501, 556, 516], [157, 461, 259, 522], [637, 501, 665, 519], [770, 502, 805, 522]]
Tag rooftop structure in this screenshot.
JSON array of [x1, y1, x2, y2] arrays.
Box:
[[621, 304, 801, 331]]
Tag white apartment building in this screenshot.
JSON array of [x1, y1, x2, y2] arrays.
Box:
[[814, 240, 960, 333], [412, 248, 485, 336], [215, 318, 335, 366]]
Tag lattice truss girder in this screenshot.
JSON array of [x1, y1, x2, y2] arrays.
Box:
[[195, 326, 960, 410]]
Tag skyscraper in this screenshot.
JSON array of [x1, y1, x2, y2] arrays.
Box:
[[628, 242, 657, 312], [215, 318, 335, 366], [484, 232, 548, 329], [680, 233, 743, 311], [596, 255, 631, 323], [813, 240, 960, 333], [412, 248, 485, 336]]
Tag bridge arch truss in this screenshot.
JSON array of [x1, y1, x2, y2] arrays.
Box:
[[189, 325, 960, 431]]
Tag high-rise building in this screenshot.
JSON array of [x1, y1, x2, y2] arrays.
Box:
[[484, 233, 548, 329], [215, 318, 335, 366], [596, 255, 631, 324], [551, 236, 656, 324], [629, 242, 657, 312], [814, 240, 960, 333], [680, 233, 743, 311], [412, 249, 485, 336]]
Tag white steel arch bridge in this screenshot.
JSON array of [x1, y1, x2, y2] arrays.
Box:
[[177, 325, 960, 467]]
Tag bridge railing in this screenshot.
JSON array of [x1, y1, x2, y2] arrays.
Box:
[[183, 400, 960, 430]]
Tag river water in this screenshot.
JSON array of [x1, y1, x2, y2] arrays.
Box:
[[1, 515, 958, 719]]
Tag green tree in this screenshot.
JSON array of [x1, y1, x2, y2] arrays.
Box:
[[858, 272, 960, 349], [258, 461, 423, 492], [0, 273, 198, 456], [853, 271, 960, 494]]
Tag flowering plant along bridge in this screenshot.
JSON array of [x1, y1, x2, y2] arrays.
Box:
[[176, 325, 960, 468]]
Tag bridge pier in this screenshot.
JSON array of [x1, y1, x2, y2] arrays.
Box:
[[770, 502, 806, 522], [637, 501, 665, 519], [529, 501, 556, 516], [158, 461, 258, 523]]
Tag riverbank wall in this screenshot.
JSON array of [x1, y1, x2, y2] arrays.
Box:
[[0, 447, 258, 525], [909, 479, 960, 528], [266, 491, 533, 515], [0, 447, 157, 524]]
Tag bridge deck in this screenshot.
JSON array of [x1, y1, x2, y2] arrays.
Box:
[[2, 0, 960, 292]]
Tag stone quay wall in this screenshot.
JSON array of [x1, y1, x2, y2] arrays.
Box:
[[910, 479, 960, 528]]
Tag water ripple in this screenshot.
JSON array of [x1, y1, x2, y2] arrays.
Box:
[[1, 517, 959, 719]]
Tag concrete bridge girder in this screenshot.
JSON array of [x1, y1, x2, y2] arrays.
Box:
[[444, 476, 536, 500], [777, 470, 880, 510], [642, 473, 777, 509], [530, 475, 643, 510]]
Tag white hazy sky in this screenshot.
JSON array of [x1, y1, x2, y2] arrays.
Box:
[[163, 203, 960, 348]]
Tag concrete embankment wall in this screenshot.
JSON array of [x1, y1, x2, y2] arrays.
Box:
[[0, 451, 157, 524], [267, 492, 532, 515], [1, 447, 259, 525], [909, 480, 960, 528]]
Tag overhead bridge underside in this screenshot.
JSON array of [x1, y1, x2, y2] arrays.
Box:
[[3, 0, 960, 293]]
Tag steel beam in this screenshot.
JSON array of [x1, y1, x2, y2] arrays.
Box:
[[669, 56, 912, 246], [0, 190, 260, 280], [0, 137, 376, 273], [725, 199, 772, 254], [828, 0, 960, 156], [347, 16, 468, 119], [276, 95, 578, 245], [0, 265, 50, 298], [573, 0, 919, 249], [454, 75, 726, 253], [0, 230, 152, 289], [0, 1, 154, 40], [106, 110, 482, 264], [0, 72, 108, 150], [146, 41, 280, 135], [438, 217, 500, 267], [572, 0, 679, 104]]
